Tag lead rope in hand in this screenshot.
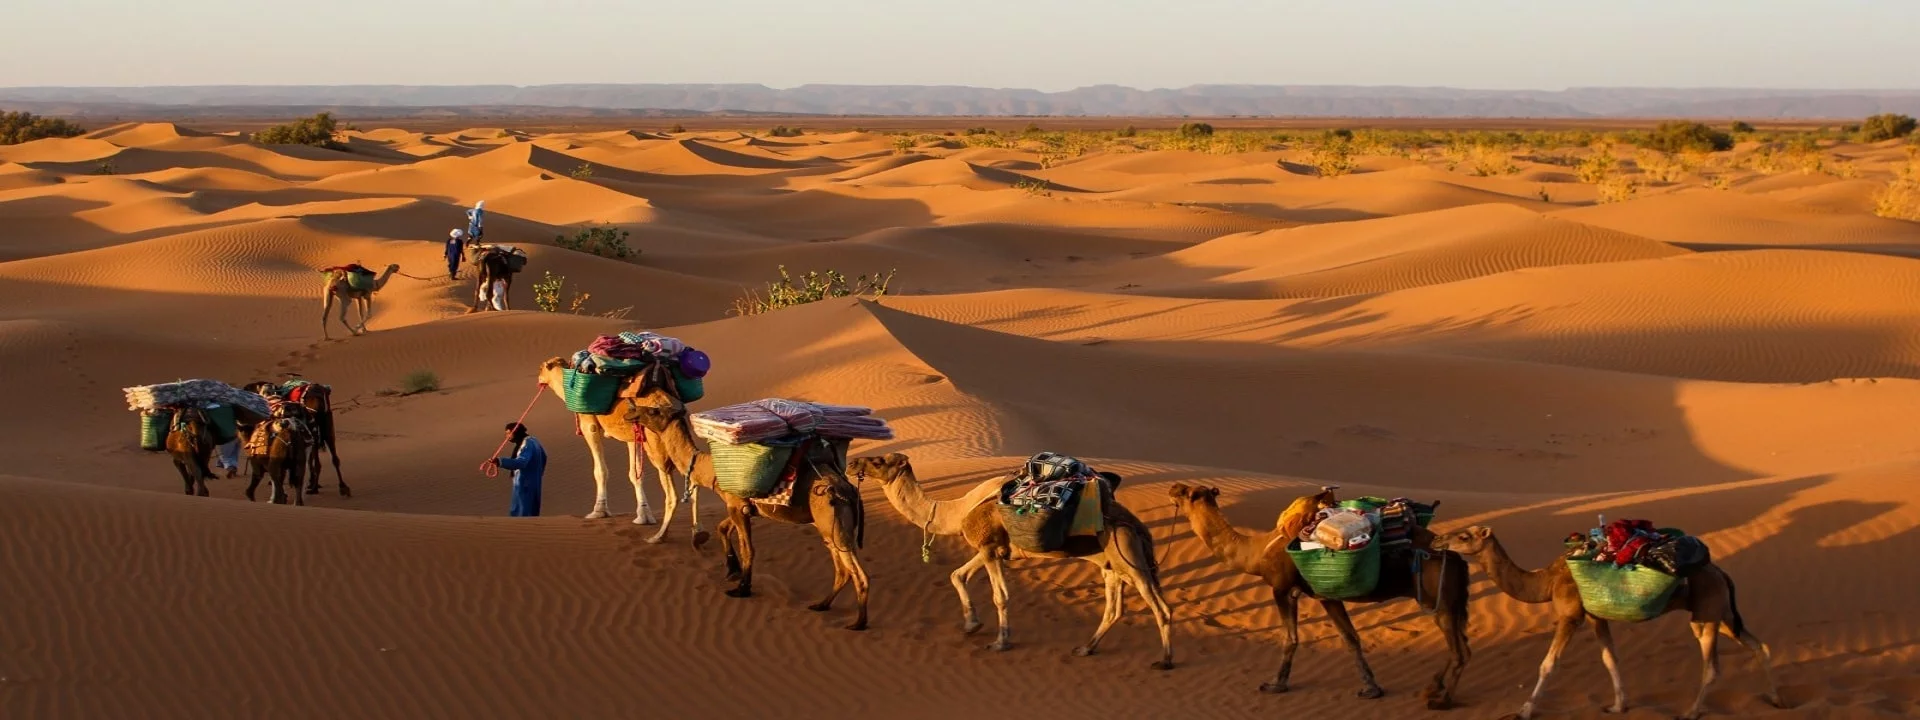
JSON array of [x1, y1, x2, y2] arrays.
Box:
[[480, 382, 548, 477]]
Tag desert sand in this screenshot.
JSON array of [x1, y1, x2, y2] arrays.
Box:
[[3, 122, 1919, 719]]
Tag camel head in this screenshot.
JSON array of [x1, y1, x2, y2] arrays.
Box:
[[1430, 525, 1495, 556], [1285, 486, 1340, 519], [537, 357, 570, 388], [847, 453, 913, 487], [1167, 482, 1222, 514]]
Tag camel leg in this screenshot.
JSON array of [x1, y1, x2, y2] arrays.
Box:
[[192, 445, 213, 497], [950, 552, 986, 635], [810, 544, 850, 613], [1319, 599, 1384, 698], [246, 458, 266, 502], [717, 516, 742, 581], [1425, 595, 1471, 710], [645, 451, 682, 544], [1726, 624, 1780, 708], [1517, 616, 1579, 720], [580, 420, 613, 519], [1588, 619, 1627, 714], [355, 296, 372, 334], [320, 289, 334, 339], [174, 457, 198, 496], [723, 502, 755, 598], [338, 295, 358, 337], [288, 449, 307, 507], [1682, 621, 1722, 720], [627, 440, 656, 526], [304, 442, 322, 495], [1115, 524, 1175, 671], [981, 554, 1013, 652], [822, 547, 871, 631], [1262, 588, 1301, 693], [1073, 570, 1125, 658]]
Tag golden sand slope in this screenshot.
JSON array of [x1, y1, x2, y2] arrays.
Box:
[[4, 124, 1920, 719]]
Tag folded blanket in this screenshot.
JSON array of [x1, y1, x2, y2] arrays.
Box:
[[124, 379, 271, 418], [693, 399, 892, 445]]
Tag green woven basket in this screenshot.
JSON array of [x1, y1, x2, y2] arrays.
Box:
[[1566, 558, 1683, 622], [1288, 539, 1382, 600], [712, 438, 799, 499], [560, 368, 622, 414], [674, 374, 705, 403], [139, 411, 167, 452], [345, 271, 377, 293], [204, 405, 238, 445]]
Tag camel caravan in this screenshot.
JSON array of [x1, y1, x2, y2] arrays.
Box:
[[120, 203, 1781, 718]]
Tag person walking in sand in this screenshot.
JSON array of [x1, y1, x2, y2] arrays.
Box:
[[445, 229, 467, 280], [466, 200, 485, 243], [489, 422, 546, 517]]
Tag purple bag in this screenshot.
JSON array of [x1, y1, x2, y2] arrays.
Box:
[[677, 348, 711, 378]]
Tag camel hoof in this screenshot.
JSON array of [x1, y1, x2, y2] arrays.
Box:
[[1765, 695, 1785, 710], [1602, 705, 1625, 715], [985, 641, 1011, 652], [339, 487, 352, 498], [1426, 697, 1454, 711], [725, 586, 752, 599], [585, 510, 610, 520], [1259, 682, 1289, 695], [807, 602, 832, 612], [692, 531, 711, 548], [1071, 646, 1095, 657], [1357, 687, 1385, 700], [634, 515, 658, 526], [644, 534, 666, 545], [1150, 661, 1174, 671], [962, 620, 983, 635], [844, 621, 867, 632]]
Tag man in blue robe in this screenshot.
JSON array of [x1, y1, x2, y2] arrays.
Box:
[[491, 422, 546, 517]]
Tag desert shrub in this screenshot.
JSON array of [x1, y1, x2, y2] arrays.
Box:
[[729, 266, 896, 317], [1177, 122, 1214, 138], [94, 159, 116, 175], [1013, 176, 1051, 196], [1635, 151, 1688, 184], [532, 271, 592, 314], [1730, 121, 1755, 134], [1597, 176, 1639, 204], [668, 123, 686, 133], [253, 112, 343, 148], [1640, 121, 1733, 154], [569, 162, 594, 179], [1021, 122, 1043, 136], [1469, 145, 1518, 176], [1873, 158, 1920, 220], [1705, 174, 1734, 190], [1577, 142, 1619, 184], [554, 224, 634, 259], [400, 370, 440, 395], [0, 110, 85, 145], [964, 127, 993, 136], [1117, 125, 1137, 138], [768, 126, 803, 138], [1861, 114, 1918, 142], [1308, 139, 1356, 178]]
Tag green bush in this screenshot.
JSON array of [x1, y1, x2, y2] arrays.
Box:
[[729, 266, 896, 317], [1116, 125, 1138, 138], [0, 110, 85, 145], [1640, 121, 1733, 154], [253, 112, 343, 148], [668, 123, 686, 133], [569, 162, 594, 179], [964, 127, 994, 136], [1177, 122, 1215, 138], [1730, 121, 1755, 134], [554, 224, 634, 259], [768, 126, 803, 137], [1861, 114, 1918, 142], [400, 370, 440, 395]]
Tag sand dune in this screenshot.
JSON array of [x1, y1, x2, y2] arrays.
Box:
[[4, 122, 1920, 719]]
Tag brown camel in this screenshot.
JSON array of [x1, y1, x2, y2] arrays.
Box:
[[244, 404, 313, 505], [165, 407, 218, 497], [1169, 483, 1473, 708], [320, 263, 399, 339], [534, 358, 697, 540], [848, 453, 1174, 667], [469, 246, 523, 312], [244, 380, 349, 497], [1430, 526, 1778, 720]]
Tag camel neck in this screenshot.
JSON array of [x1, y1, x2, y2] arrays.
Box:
[[881, 473, 980, 536], [1188, 502, 1271, 576], [1480, 537, 1555, 604]]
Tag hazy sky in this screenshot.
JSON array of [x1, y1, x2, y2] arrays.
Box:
[[8, 0, 1918, 90]]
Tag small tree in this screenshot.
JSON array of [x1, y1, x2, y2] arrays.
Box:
[[1860, 114, 1918, 142], [1116, 125, 1138, 138], [1730, 121, 1756, 134], [668, 123, 686, 133], [0, 110, 85, 145], [1641, 121, 1733, 154], [768, 126, 803, 138], [554, 224, 634, 259], [253, 112, 343, 149]]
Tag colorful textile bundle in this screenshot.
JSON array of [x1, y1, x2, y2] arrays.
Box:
[[1563, 517, 1709, 576], [568, 331, 709, 383], [1302, 508, 1375, 551], [692, 399, 892, 445], [124, 379, 271, 419]]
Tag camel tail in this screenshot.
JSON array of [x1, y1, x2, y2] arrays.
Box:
[[854, 489, 866, 551], [1122, 518, 1162, 590], [1723, 570, 1749, 638]]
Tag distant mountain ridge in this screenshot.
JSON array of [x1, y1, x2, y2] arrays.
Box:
[[5, 84, 1919, 118]]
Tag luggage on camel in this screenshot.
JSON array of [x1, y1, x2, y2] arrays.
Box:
[[473, 244, 528, 273], [322, 264, 379, 292], [994, 452, 1116, 554], [1561, 516, 1708, 622], [1287, 494, 1442, 600], [125, 380, 270, 447], [560, 331, 711, 413], [693, 399, 890, 500], [139, 410, 167, 451]]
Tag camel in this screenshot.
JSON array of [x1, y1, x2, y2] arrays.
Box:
[[847, 453, 1174, 667], [244, 379, 349, 497], [470, 246, 523, 312], [1430, 526, 1778, 720], [320, 263, 399, 339], [244, 403, 313, 505], [534, 358, 871, 629], [165, 407, 218, 497], [534, 358, 697, 540], [1168, 484, 1472, 709]]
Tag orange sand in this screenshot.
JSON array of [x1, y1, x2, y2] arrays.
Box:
[[3, 123, 1919, 719]]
